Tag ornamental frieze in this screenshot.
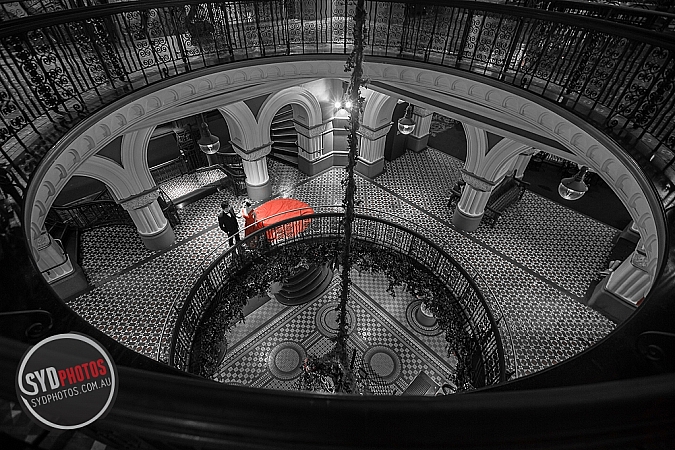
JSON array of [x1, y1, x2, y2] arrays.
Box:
[[119, 189, 160, 211], [231, 142, 272, 161], [294, 121, 330, 138], [358, 122, 392, 141]]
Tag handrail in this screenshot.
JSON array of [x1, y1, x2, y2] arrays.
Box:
[[160, 204, 519, 380], [1, 335, 674, 449], [1, 0, 673, 208], [2, 1, 674, 39], [168, 209, 506, 387]]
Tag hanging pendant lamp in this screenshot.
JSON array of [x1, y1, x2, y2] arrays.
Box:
[[197, 115, 220, 155], [558, 166, 589, 200], [397, 103, 416, 135]]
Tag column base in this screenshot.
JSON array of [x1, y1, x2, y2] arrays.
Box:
[[298, 153, 349, 176], [140, 223, 175, 250], [49, 263, 89, 300], [587, 278, 636, 323], [355, 158, 384, 179], [406, 134, 429, 153], [246, 180, 272, 201], [452, 208, 483, 232]]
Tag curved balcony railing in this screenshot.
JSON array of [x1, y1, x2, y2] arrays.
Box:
[[0, 0, 674, 200], [169, 210, 507, 388], [160, 205, 518, 379]]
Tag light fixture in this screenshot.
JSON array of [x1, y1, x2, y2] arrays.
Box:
[[334, 100, 353, 110], [558, 165, 589, 200], [397, 103, 416, 135], [197, 115, 220, 155]]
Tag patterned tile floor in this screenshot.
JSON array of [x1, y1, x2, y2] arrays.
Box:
[[218, 272, 454, 394], [71, 147, 616, 390]]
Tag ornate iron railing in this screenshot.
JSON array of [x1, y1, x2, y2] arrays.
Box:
[[0, 0, 674, 200], [150, 156, 189, 184], [159, 205, 518, 380], [169, 211, 506, 388], [506, 0, 675, 31], [49, 198, 133, 230]]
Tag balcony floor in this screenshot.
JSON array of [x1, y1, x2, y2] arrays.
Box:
[[67, 147, 617, 388]]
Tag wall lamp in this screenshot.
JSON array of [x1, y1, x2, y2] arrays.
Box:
[[334, 100, 353, 110]]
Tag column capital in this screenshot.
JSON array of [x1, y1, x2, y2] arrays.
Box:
[[631, 242, 649, 271], [231, 141, 272, 161], [358, 122, 392, 141], [34, 231, 52, 250], [118, 188, 160, 211], [412, 106, 433, 117], [461, 169, 496, 192], [294, 121, 330, 138]]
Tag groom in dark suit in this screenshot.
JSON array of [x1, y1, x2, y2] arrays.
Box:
[[218, 201, 240, 246]]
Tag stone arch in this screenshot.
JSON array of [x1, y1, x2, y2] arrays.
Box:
[[121, 127, 157, 192], [463, 123, 488, 175], [480, 139, 532, 181], [74, 156, 141, 200], [361, 90, 397, 130], [24, 58, 665, 284], [257, 86, 323, 144], [217, 102, 260, 150]]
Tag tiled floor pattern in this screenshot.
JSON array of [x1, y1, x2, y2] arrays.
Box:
[[216, 273, 454, 394], [73, 147, 616, 383], [159, 169, 227, 200]]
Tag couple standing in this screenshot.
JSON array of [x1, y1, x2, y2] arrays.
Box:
[[218, 199, 257, 246]]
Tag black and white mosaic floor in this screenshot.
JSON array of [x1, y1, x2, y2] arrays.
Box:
[[71, 147, 616, 390], [218, 272, 454, 393]]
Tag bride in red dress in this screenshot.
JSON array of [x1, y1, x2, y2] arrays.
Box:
[[240, 199, 257, 247]]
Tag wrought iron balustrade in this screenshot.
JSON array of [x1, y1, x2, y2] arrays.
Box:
[[169, 211, 506, 388], [50, 198, 133, 230], [150, 156, 189, 184], [505, 0, 675, 31], [0, 0, 673, 203]]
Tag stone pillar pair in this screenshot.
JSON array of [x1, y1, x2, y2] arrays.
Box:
[[295, 120, 394, 179]]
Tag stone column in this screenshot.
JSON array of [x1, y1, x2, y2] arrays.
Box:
[[296, 122, 329, 176], [119, 189, 176, 250], [34, 230, 89, 298], [452, 169, 496, 232], [232, 141, 273, 200], [513, 149, 536, 179], [589, 242, 651, 321], [406, 107, 433, 153], [357, 122, 392, 178], [34, 231, 74, 283]]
